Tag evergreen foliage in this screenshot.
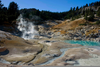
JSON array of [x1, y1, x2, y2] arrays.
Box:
[[0, 0, 100, 25], [20, 0, 100, 23], [96, 20, 100, 24], [0, 0, 19, 24], [97, 7, 100, 17]]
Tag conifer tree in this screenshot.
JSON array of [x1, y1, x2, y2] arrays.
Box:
[[8, 1, 19, 23], [97, 7, 100, 17]]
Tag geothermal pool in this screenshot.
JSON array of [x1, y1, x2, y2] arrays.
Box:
[[38, 40, 100, 65], [64, 40, 100, 46]]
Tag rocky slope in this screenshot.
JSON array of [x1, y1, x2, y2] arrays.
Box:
[[0, 30, 43, 66], [0, 30, 82, 66], [0, 17, 100, 66], [0, 28, 100, 67], [41, 47, 100, 66], [37, 18, 100, 42]]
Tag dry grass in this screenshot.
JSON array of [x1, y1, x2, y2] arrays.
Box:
[[52, 18, 86, 31], [51, 18, 100, 36], [58, 31, 66, 34], [52, 18, 86, 34], [52, 20, 68, 29]]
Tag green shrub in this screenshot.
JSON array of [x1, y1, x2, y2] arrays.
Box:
[[87, 15, 94, 21], [96, 21, 100, 25]]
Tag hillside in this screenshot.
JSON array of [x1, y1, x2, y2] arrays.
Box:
[[52, 18, 85, 31], [52, 17, 99, 29], [0, 0, 100, 67], [19, 1, 100, 23]]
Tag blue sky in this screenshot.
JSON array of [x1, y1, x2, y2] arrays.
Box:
[[2, 0, 100, 12]]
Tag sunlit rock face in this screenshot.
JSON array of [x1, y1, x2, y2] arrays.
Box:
[[17, 15, 38, 40], [0, 30, 43, 65]]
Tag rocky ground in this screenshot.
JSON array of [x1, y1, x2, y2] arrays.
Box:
[[0, 29, 100, 67], [0, 18, 100, 67], [38, 18, 100, 42], [0, 30, 43, 66]]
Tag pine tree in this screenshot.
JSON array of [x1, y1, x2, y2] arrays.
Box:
[[86, 4, 88, 7], [97, 7, 100, 17], [76, 6, 79, 11], [0, 0, 3, 9], [8, 2, 19, 14], [84, 10, 88, 23], [0, 0, 5, 24], [8, 1, 19, 23]]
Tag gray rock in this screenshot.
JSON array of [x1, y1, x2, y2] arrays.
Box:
[[66, 61, 76, 64], [11, 61, 18, 65], [0, 58, 10, 64]]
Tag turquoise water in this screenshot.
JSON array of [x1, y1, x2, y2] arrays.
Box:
[[64, 40, 100, 46]]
